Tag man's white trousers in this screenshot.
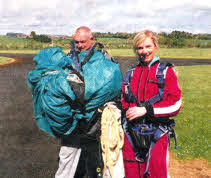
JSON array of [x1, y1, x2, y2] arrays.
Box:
[[55, 146, 81, 178]]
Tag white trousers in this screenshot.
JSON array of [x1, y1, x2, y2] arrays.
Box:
[[55, 146, 81, 178]]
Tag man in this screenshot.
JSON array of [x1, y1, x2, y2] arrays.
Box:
[[27, 26, 123, 178], [56, 26, 104, 178]]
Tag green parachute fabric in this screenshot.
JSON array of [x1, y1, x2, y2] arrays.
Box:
[[27, 47, 123, 136]]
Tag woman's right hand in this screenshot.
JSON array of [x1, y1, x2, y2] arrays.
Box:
[[126, 106, 147, 121]]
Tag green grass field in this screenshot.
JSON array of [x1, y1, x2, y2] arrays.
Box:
[[0, 35, 45, 49], [107, 48, 211, 59], [1, 48, 211, 59], [0, 56, 13, 64], [170, 65, 211, 163]]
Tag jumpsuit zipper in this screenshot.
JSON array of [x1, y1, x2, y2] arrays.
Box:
[[137, 68, 144, 105], [143, 67, 150, 101]]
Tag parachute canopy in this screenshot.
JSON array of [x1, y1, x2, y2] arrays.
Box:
[[27, 47, 123, 136]]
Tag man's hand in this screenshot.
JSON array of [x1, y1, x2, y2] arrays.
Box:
[[126, 106, 147, 121]]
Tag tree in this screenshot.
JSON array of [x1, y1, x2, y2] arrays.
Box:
[[30, 31, 36, 39], [33, 34, 52, 43], [172, 38, 186, 48], [29, 31, 52, 43]]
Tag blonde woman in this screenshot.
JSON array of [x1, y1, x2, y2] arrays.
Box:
[[121, 30, 182, 178]]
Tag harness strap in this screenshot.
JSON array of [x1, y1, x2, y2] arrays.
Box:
[[122, 116, 146, 163], [68, 42, 102, 72], [68, 41, 81, 72], [80, 43, 98, 69], [124, 68, 142, 106], [122, 116, 136, 153], [168, 126, 178, 149], [143, 125, 168, 177], [124, 62, 172, 106], [123, 118, 170, 176], [146, 62, 172, 105]]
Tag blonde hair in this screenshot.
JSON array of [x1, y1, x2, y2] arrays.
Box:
[[133, 30, 159, 56]]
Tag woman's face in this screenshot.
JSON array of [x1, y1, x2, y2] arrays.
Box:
[[137, 37, 156, 64]]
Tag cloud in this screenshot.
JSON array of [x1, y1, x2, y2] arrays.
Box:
[[0, 0, 210, 35]]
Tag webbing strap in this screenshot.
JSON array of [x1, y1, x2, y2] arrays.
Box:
[[143, 125, 168, 176], [131, 124, 155, 135], [68, 42, 102, 72], [124, 68, 142, 106], [122, 117, 136, 151], [124, 62, 172, 105], [70, 41, 81, 72], [123, 116, 146, 162], [124, 68, 134, 84], [80, 43, 98, 68], [146, 62, 172, 105]]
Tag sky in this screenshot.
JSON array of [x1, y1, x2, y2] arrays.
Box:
[[0, 0, 211, 35]]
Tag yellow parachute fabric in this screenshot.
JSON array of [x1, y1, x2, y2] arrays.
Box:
[[100, 105, 124, 178]]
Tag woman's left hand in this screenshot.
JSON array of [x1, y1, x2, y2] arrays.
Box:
[[126, 106, 147, 121]]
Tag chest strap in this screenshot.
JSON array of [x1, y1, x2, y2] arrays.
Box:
[[124, 62, 173, 106]]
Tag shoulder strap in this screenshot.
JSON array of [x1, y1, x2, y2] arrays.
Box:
[[124, 68, 135, 86], [96, 42, 116, 62], [123, 62, 173, 106], [68, 41, 81, 72], [68, 42, 100, 72], [123, 67, 142, 106], [80, 43, 99, 68], [146, 62, 173, 105]]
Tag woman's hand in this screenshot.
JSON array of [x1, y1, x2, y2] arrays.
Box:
[[126, 106, 147, 121]]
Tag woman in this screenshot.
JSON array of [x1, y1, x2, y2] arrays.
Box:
[[121, 30, 182, 178]]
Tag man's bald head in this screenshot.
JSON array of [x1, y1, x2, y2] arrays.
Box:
[[75, 26, 93, 37], [73, 26, 94, 51]]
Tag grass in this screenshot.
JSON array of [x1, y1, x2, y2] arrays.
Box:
[[107, 48, 211, 59], [0, 56, 13, 64], [1, 48, 211, 60], [170, 65, 211, 163], [160, 48, 211, 59], [0, 35, 45, 49]]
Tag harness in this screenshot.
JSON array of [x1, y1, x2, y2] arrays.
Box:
[[122, 62, 178, 177], [67, 41, 114, 73]]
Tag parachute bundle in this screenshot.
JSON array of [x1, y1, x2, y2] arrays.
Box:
[[27, 47, 123, 136], [100, 105, 125, 178]]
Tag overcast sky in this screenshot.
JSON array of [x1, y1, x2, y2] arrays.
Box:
[[0, 0, 211, 35]]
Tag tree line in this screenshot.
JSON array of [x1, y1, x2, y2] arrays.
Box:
[[1, 30, 211, 49], [93, 31, 211, 48], [28, 31, 52, 43], [93, 31, 211, 40]]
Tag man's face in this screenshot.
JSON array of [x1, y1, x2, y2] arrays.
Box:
[[73, 31, 94, 51]]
